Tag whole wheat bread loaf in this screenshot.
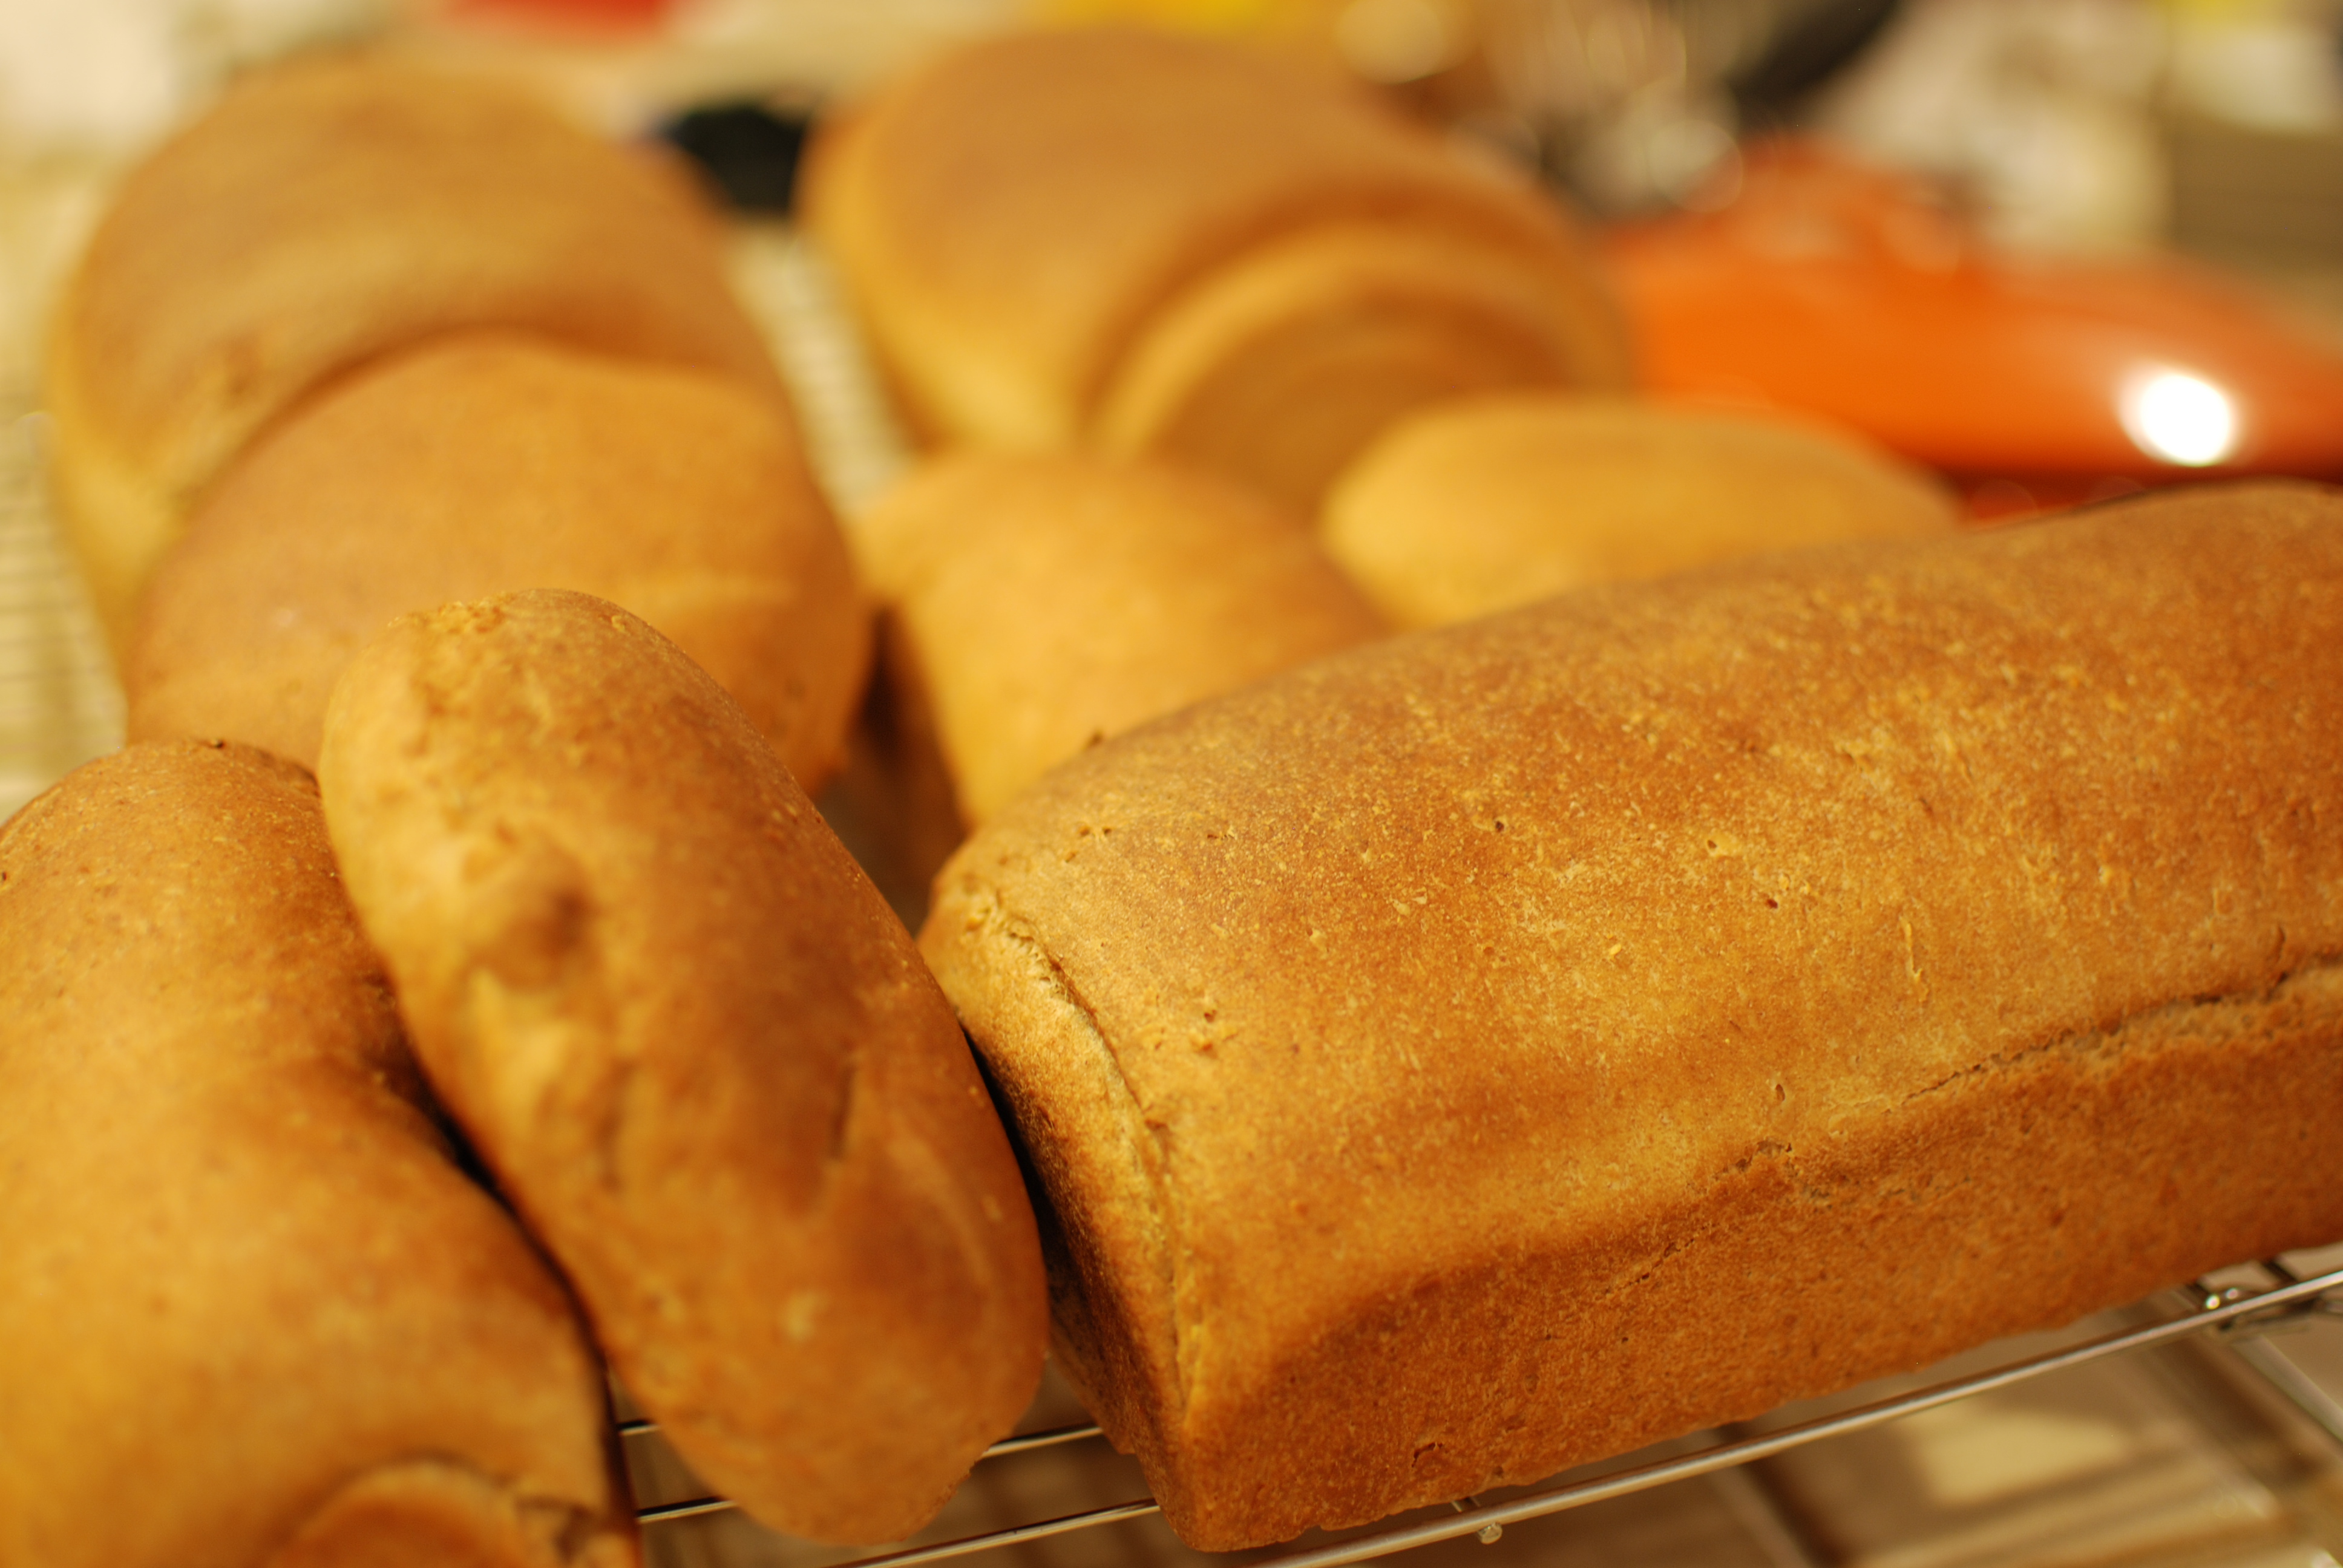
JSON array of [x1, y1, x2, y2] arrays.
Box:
[[922, 480, 2343, 1550], [320, 589, 1048, 1546], [47, 55, 778, 645]]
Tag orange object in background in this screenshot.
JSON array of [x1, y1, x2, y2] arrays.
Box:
[[1604, 143, 2343, 516]]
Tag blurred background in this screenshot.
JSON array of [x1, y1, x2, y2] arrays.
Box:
[[6, 0, 2340, 252], [9, 0, 2341, 532]]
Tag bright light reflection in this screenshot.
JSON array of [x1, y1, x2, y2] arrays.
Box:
[[2120, 368, 2239, 467]]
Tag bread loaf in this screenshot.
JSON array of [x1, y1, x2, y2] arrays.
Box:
[[45, 55, 779, 644], [854, 451, 1385, 834], [1322, 394, 1960, 628], [318, 589, 1049, 1545], [0, 740, 636, 1568], [803, 27, 1629, 511], [921, 480, 2343, 1550], [127, 332, 867, 789]]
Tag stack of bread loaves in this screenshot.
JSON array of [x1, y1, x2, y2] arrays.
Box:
[[24, 24, 2343, 1568], [804, 60, 2338, 1558], [50, 55, 866, 788], [23, 53, 1052, 1558], [807, 27, 1983, 916]]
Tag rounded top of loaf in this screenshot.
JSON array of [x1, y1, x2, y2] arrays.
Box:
[[857, 450, 1385, 822], [318, 588, 899, 1220], [802, 25, 1616, 445], [47, 53, 778, 538], [127, 330, 867, 788], [1, 740, 398, 1070], [1322, 393, 1961, 627]]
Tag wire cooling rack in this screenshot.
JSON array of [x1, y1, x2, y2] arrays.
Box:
[[5, 165, 2342, 1568], [620, 1256, 2343, 1567], [0, 161, 123, 817]]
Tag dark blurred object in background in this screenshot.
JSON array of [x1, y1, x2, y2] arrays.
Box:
[[1729, 0, 1902, 123], [661, 102, 810, 213]]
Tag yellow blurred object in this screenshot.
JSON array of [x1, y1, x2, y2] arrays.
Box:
[[1025, 0, 1307, 32], [1024, 0, 1478, 85]]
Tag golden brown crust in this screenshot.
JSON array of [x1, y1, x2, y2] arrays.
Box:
[[317, 589, 1048, 1546], [126, 332, 867, 789], [922, 480, 2343, 1549], [1322, 394, 1962, 627], [1094, 225, 1625, 514], [854, 451, 1386, 828], [45, 53, 780, 644], [802, 27, 1628, 465], [0, 740, 635, 1568]]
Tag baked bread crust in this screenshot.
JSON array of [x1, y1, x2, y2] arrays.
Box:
[[802, 27, 1628, 483], [45, 54, 779, 644], [922, 480, 2343, 1550], [0, 740, 635, 1568], [1322, 394, 1960, 627], [1094, 224, 1620, 513], [854, 451, 1384, 828], [127, 332, 867, 789], [318, 589, 1048, 1545]]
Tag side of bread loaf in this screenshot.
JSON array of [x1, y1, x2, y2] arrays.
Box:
[[318, 589, 1048, 1546], [855, 452, 1385, 829], [1322, 394, 1959, 627], [922, 481, 2343, 1550], [0, 740, 635, 1568], [126, 331, 867, 788], [45, 54, 779, 643], [803, 27, 1627, 488]]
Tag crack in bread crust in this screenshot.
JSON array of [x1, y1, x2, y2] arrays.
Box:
[[1898, 952, 2343, 1105], [261, 1455, 634, 1568]]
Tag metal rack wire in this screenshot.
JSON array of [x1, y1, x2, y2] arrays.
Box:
[[0, 390, 122, 815], [0, 160, 126, 815], [622, 1259, 2343, 1566]]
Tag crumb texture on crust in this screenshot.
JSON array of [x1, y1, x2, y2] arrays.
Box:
[[318, 589, 1047, 1546], [924, 480, 2343, 1550], [0, 739, 635, 1568]]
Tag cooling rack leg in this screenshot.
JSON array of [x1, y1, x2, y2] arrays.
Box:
[[1705, 1458, 1823, 1568]]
